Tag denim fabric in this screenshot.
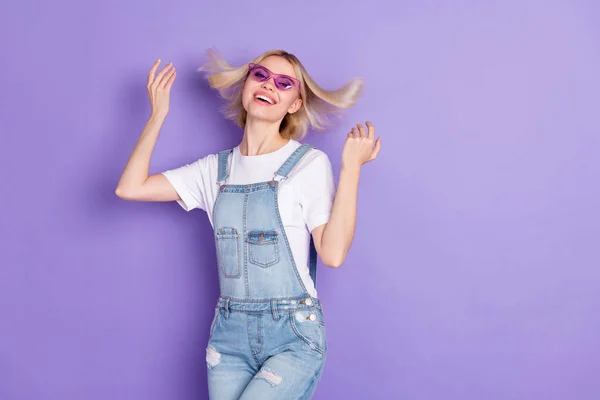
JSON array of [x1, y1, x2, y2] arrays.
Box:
[[206, 297, 327, 399], [206, 144, 328, 399]]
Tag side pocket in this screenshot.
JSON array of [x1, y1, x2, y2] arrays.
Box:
[[246, 230, 280, 268], [216, 227, 241, 278], [209, 307, 220, 340], [289, 309, 326, 355]]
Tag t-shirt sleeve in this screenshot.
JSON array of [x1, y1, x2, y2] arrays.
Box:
[[161, 154, 216, 212], [298, 151, 337, 232]]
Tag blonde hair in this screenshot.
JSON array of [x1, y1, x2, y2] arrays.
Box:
[[198, 49, 363, 141]]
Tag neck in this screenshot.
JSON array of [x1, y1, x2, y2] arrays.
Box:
[[239, 117, 289, 156]]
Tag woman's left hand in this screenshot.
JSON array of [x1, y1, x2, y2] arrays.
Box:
[[341, 121, 382, 170]]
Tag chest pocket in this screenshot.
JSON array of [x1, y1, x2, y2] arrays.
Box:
[[247, 230, 280, 268], [216, 227, 241, 278]]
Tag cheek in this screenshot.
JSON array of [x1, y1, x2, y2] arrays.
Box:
[[241, 80, 257, 108], [243, 78, 262, 95], [242, 80, 252, 98], [279, 94, 299, 111]]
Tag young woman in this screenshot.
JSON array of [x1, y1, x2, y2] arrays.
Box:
[[116, 49, 381, 399]]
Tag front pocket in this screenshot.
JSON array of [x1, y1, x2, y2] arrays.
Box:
[[246, 230, 280, 268], [216, 227, 241, 278]]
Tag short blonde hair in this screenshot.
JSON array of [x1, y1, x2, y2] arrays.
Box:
[[198, 49, 363, 140]]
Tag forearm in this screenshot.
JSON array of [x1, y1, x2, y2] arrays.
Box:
[[320, 165, 361, 267], [115, 115, 166, 195]]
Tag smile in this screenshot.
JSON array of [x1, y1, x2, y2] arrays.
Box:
[[254, 93, 276, 105]]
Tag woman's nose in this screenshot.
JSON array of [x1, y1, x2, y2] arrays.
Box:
[[261, 78, 276, 90]]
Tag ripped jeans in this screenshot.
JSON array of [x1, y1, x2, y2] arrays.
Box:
[[206, 296, 327, 400]]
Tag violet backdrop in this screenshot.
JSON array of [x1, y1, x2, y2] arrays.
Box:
[[1, 0, 599, 399]]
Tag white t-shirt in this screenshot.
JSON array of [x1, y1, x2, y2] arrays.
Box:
[[161, 139, 336, 297]]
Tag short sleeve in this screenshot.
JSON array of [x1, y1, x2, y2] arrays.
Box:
[[161, 154, 216, 212], [297, 151, 337, 232]]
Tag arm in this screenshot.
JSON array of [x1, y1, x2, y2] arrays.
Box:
[[115, 59, 178, 201], [115, 115, 179, 201], [312, 166, 360, 268], [312, 121, 382, 268]]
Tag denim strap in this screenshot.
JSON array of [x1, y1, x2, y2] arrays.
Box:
[[217, 149, 233, 184], [309, 237, 317, 289], [275, 143, 314, 178], [275, 143, 318, 288]]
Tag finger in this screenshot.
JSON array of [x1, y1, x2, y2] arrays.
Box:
[[148, 59, 161, 85], [164, 69, 177, 89], [351, 127, 359, 138], [159, 65, 175, 88], [356, 123, 367, 138], [365, 121, 375, 140], [153, 62, 173, 87], [156, 64, 174, 87], [369, 137, 382, 160], [161, 67, 176, 88]]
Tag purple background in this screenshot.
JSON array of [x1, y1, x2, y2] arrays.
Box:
[[1, 1, 599, 399]]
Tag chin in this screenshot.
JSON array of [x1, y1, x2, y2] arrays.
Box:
[[245, 106, 285, 124]]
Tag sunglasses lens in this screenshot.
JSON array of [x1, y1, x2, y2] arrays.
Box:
[[250, 66, 269, 81], [275, 77, 295, 90]]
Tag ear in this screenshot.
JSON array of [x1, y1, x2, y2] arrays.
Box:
[[287, 98, 303, 114]]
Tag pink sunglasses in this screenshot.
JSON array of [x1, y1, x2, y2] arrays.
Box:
[[247, 63, 301, 91]]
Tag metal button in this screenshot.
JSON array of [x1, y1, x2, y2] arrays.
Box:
[[219, 184, 226, 191], [269, 180, 276, 187], [308, 313, 317, 321], [305, 298, 313, 306]]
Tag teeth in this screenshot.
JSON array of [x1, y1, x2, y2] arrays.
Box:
[[255, 95, 274, 104]]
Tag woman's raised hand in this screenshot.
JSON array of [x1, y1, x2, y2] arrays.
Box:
[[341, 121, 382, 170], [147, 59, 176, 119]]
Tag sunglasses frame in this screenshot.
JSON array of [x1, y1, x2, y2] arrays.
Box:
[[247, 63, 301, 91]]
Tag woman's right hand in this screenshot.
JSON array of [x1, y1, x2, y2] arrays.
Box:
[[147, 59, 176, 119]]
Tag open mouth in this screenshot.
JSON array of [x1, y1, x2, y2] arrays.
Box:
[[254, 94, 275, 105]]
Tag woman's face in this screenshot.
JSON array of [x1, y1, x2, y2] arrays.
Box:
[[241, 56, 302, 123]]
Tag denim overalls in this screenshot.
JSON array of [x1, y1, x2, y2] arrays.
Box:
[[206, 143, 328, 400]]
